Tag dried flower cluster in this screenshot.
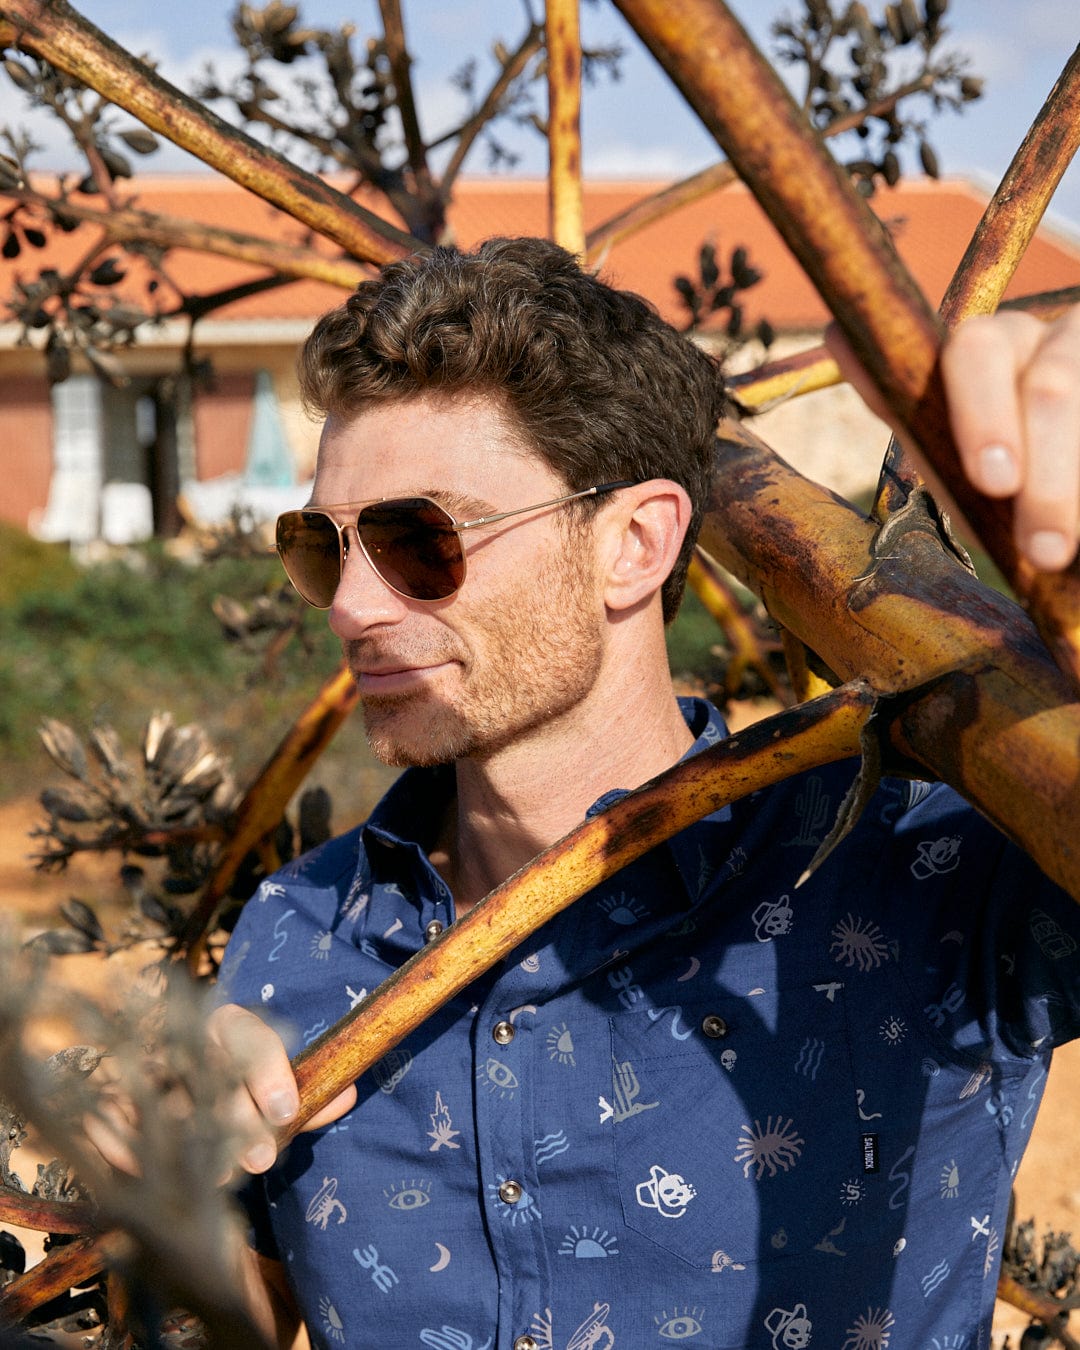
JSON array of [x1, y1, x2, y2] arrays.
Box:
[[0, 940, 267, 1346]]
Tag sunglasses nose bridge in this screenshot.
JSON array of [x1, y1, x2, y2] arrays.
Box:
[[336, 516, 387, 596]]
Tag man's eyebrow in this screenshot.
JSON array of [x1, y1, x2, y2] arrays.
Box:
[[419, 488, 494, 519]]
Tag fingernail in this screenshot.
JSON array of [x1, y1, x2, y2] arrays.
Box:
[[266, 1090, 298, 1125], [1027, 530, 1073, 571], [243, 1141, 277, 1173], [978, 444, 1019, 494]]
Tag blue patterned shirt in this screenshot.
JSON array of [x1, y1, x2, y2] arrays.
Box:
[[219, 699, 1080, 1350]]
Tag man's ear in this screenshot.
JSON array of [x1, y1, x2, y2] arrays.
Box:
[[600, 479, 693, 613]]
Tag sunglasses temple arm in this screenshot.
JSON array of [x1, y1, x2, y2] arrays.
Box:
[[457, 480, 633, 531]]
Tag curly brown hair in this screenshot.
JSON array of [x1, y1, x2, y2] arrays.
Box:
[[299, 236, 727, 621]]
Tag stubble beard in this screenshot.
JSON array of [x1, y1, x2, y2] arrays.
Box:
[[355, 549, 604, 768]]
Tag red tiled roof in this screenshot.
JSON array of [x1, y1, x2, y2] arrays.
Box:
[[3, 174, 1079, 334]]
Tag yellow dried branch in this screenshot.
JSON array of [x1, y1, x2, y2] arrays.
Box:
[[686, 548, 791, 704], [179, 664, 359, 964], [996, 1273, 1080, 1350], [377, 0, 434, 199], [780, 628, 836, 703], [583, 74, 935, 264], [727, 345, 842, 412], [0, 0, 420, 266], [21, 193, 371, 291], [728, 288, 1080, 415], [0, 1232, 121, 1322], [545, 0, 585, 256], [876, 44, 1080, 519]]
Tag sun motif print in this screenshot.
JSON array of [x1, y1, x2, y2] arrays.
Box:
[[734, 1116, 804, 1180]]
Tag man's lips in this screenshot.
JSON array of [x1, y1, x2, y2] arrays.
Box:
[[352, 661, 454, 695]]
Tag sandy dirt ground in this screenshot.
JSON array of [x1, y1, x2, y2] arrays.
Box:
[[0, 795, 1076, 1346]]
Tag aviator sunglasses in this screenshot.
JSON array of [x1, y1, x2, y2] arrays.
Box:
[[275, 480, 634, 607]]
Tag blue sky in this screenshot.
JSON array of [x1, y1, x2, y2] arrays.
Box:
[[10, 1, 1080, 232]]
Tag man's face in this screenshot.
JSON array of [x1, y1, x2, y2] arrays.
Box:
[[313, 393, 606, 767]]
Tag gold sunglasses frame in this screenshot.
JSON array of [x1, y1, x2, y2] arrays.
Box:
[[276, 479, 634, 607]]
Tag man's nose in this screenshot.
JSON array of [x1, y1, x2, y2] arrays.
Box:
[[327, 531, 409, 636]]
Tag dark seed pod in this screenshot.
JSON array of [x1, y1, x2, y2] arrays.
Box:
[[898, 0, 920, 42], [60, 900, 104, 944], [40, 785, 107, 823], [45, 336, 71, 384], [98, 146, 133, 180], [3, 58, 35, 92], [88, 725, 127, 778], [89, 257, 126, 287], [699, 242, 719, 290], [25, 928, 96, 956], [39, 719, 89, 780], [119, 127, 159, 155]]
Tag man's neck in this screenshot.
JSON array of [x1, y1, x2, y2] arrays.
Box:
[[428, 672, 695, 914]]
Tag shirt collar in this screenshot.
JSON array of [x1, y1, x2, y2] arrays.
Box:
[[586, 696, 734, 911], [359, 697, 733, 912]]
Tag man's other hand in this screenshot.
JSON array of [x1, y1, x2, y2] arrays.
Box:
[[826, 306, 1080, 573]]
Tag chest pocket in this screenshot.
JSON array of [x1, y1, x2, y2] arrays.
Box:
[[606, 984, 882, 1268]]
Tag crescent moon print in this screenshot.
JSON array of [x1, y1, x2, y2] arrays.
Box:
[[430, 1242, 451, 1272], [677, 957, 700, 982]]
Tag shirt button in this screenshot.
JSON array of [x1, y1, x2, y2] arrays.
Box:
[[514, 1338, 538, 1350], [424, 919, 444, 943], [498, 1179, 524, 1205], [701, 1014, 728, 1038], [492, 1020, 515, 1045]]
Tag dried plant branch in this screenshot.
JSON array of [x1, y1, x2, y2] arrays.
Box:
[[545, 0, 584, 255], [0, 1180, 94, 1235], [997, 1272, 1080, 1349], [727, 287, 1080, 415], [686, 548, 791, 705], [0, 0, 420, 265], [780, 627, 836, 702], [179, 663, 360, 965], [0, 1232, 117, 1323], [940, 45, 1080, 328], [875, 42, 1080, 520], [16, 190, 370, 290], [726, 344, 843, 412], [440, 20, 544, 193], [377, 0, 434, 202]]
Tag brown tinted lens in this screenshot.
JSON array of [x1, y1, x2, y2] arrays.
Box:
[[276, 510, 341, 608], [357, 499, 465, 600]]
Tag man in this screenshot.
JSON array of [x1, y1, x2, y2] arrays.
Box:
[[213, 237, 1080, 1349]]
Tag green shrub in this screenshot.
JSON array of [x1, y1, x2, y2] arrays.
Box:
[[0, 532, 348, 798]]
